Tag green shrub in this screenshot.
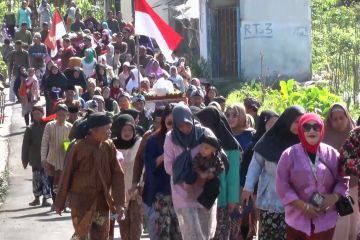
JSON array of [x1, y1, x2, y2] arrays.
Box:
[[226, 79, 343, 118]]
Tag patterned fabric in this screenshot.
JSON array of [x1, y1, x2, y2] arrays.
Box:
[[70, 208, 109, 240], [213, 207, 242, 240], [339, 127, 360, 208], [154, 194, 182, 240], [32, 168, 51, 199], [259, 210, 286, 240], [339, 127, 360, 177], [119, 199, 143, 240]]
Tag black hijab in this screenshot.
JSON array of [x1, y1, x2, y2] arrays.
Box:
[[113, 114, 140, 149], [64, 67, 87, 90], [240, 110, 279, 187], [253, 110, 279, 143], [254, 105, 305, 163], [196, 106, 240, 151], [45, 68, 68, 93]]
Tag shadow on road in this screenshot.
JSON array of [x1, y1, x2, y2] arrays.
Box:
[[37, 216, 72, 222], [0, 206, 43, 213], [11, 211, 51, 219], [0, 131, 25, 138]]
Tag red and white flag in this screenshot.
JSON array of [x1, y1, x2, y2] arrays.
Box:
[[44, 9, 66, 57], [135, 0, 182, 60]]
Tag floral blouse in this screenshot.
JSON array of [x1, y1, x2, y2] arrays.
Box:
[[339, 127, 360, 177], [338, 127, 360, 207]]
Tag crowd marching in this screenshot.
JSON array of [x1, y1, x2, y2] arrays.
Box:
[[1, 1, 360, 240]]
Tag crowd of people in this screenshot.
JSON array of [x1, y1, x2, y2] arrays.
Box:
[[1, 1, 360, 240]]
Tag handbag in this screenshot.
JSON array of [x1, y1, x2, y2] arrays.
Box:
[[318, 158, 354, 216]]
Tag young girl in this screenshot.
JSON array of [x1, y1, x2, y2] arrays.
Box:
[[110, 77, 123, 100]]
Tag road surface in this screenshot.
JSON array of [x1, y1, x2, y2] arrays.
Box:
[[0, 101, 149, 240]]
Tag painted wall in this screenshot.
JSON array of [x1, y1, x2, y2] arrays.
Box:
[[121, 0, 169, 23], [240, 0, 312, 82]]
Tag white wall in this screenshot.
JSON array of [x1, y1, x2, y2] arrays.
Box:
[[240, 0, 311, 81], [121, 0, 169, 23]]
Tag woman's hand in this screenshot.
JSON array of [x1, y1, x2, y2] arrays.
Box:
[[240, 190, 254, 206], [303, 203, 321, 219], [320, 193, 339, 212]]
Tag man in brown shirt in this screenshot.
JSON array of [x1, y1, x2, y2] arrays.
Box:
[[55, 112, 125, 240]]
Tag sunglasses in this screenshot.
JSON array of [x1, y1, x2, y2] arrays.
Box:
[[303, 123, 322, 132], [225, 113, 238, 118]]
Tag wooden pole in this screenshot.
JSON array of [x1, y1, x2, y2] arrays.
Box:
[[136, 34, 141, 93]]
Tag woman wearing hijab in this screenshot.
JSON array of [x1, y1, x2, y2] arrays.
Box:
[[240, 110, 279, 240], [241, 105, 305, 240], [126, 68, 142, 94], [276, 113, 348, 240], [196, 106, 242, 240], [81, 48, 97, 78], [64, 67, 87, 91], [43, 64, 68, 115], [142, 104, 182, 239], [145, 59, 169, 80], [323, 104, 359, 240], [164, 104, 218, 240], [101, 21, 112, 35], [112, 114, 143, 240]]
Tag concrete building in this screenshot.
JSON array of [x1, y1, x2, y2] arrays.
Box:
[[120, 0, 170, 23], [199, 0, 312, 82]]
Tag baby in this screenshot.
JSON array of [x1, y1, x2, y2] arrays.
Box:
[[193, 135, 225, 179], [193, 135, 226, 209]]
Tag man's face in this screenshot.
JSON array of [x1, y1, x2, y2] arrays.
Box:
[[66, 90, 75, 101], [43, 24, 49, 31], [32, 110, 44, 122], [139, 47, 146, 56], [21, 25, 27, 31], [15, 44, 22, 51], [33, 36, 41, 44], [191, 96, 203, 107], [91, 123, 112, 142], [56, 110, 68, 123], [108, 12, 113, 20], [133, 101, 145, 112], [63, 40, 70, 48], [116, 12, 123, 20]]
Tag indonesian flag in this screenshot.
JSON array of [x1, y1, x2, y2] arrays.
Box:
[[135, 0, 182, 60], [44, 9, 66, 57]]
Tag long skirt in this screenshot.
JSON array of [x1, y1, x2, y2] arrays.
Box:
[[259, 210, 286, 240], [175, 203, 217, 240], [70, 204, 110, 240], [213, 207, 242, 240], [119, 199, 143, 240], [286, 224, 334, 240], [154, 194, 182, 240]]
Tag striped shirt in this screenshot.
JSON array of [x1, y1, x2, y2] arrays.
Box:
[[41, 120, 72, 171]]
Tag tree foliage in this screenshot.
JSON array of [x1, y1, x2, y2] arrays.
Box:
[[226, 80, 343, 118], [312, 0, 360, 107]]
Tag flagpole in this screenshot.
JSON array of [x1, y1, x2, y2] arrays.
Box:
[[136, 34, 140, 93]]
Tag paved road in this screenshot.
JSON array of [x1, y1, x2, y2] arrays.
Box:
[[0, 102, 149, 240]]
